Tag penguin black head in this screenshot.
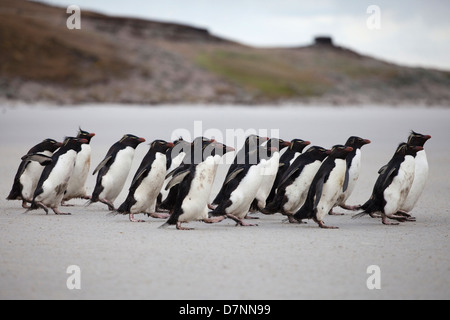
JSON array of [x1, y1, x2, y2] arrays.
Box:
[[289, 139, 311, 153], [170, 138, 191, 158], [246, 135, 269, 146], [407, 131, 431, 147], [62, 137, 89, 152], [266, 138, 291, 154], [31, 139, 63, 154], [173, 137, 185, 146], [345, 136, 371, 149], [77, 127, 96, 143], [395, 142, 423, 157], [206, 142, 235, 157], [150, 140, 175, 153], [304, 145, 331, 161], [119, 134, 146, 149], [189, 136, 216, 164], [329, 144, 354, 159]]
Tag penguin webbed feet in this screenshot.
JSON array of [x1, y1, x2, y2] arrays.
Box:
[[282, 215, 307, 224], [226, 214, 258, 227], [315, 218, 339, 229], [396, 210, 416, 221], [328, 208, 345, 216], [339, 203, 362, 211]]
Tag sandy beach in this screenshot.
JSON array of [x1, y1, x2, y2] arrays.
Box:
[[0, 104, 449, 300]]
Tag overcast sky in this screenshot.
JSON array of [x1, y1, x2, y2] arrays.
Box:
[[37, 0, 450, 71]]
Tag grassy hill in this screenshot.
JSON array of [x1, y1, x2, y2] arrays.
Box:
[[1, 0, 449, 105]]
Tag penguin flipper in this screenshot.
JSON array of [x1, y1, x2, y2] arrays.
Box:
[[165, 170, 190, 191], [131, 168, 149, 187], [21, 153, 53, 166], [376, 166, 398, 193], [278, 167, 299, 189], [165, 167, 178, 179], [378, 164, 388, 175], [343, 167, 350, 192], [313, 176, 326, 210], [224, 167, 244, 185], [93, 156, 112, 175]]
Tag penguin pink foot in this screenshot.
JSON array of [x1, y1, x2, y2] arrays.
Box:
[[284, 215, 307, 224], [129, 213, 145, 222], [339, 204, 361, 211], [203, 216, 226, 224], [52, 207, 71, 215], [61, 201, 75, 207], [227, 214, 258, 227], [316, 219, 338, 229], [147, 212, 170, 219], [396, 210, 416, 221], [328, 209, 345, 216], [100, 198, 115, 211], [176, 222, 194, 230]]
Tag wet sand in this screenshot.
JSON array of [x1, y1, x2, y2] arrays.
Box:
[[0, 104, 449, 300]]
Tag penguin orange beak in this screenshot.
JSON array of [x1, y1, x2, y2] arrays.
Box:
[[226, 146, 235, 152], [415, 146, 424, 151], [363, 139, 371, 144], [79, 138, 88, 144], [166, 142, 175, 148], [425, 135, 431, 140], [345, 147, 353, 152], [303, 141, 311, 146], [138, 137, 146, 143], [55, 142, 63, 148], [325, 149, 332, 155], [89, 133, 96, 137]]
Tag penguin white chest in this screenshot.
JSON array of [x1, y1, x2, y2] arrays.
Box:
[[132, 153, 167, 213], [401, 150, 428, 212], [179, 156, 219, 222], [346, 149, 361, 192], [383, 155, 415, 214], [65, 144, 91, 198], [316, 159, 347, 221], [256, 153, 280, 207], [20, 150, 53, 201], [284, 160, 322, 213], [101, 147, 135, 201], [38, 150, 78, 206], [338, 149, 361, 204], [161, 152, 186, 201], [227, 161, 265, 218]]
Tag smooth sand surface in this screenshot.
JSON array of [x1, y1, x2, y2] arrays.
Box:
[[0, 104, 449, 300]]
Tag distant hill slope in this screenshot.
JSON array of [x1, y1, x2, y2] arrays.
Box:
[[1, 0, 449, 105]]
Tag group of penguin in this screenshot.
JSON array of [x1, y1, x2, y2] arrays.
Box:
[[6, 127, 431, 230]]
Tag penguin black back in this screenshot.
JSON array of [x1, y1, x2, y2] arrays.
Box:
[[267, 139, 310, 204], [33, 137, 88, 200], [212, 135, 267, 206], [163, 139, 218, 226], [118, 140, 174, 214], [263, 146, 330, 214], [7, 139, 62, 201], [91, 134, 146, 202], [407, 131, 431, 147], [358, 143, 423, 215], [293, 145, 353, 220]]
